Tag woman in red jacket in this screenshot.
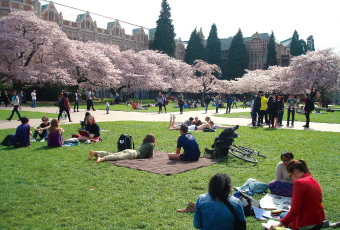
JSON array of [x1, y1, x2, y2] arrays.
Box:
[[270, 159, 325, 230]]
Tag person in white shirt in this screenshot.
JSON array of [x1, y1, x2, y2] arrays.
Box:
[[31, 89, 36, 108]]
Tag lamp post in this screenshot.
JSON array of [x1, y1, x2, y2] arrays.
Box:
[[56, 72, 60, 101]]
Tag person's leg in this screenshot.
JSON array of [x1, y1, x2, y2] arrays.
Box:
[[89, 150, 111, 160], [163, 104, 166, 113], [87, 99, 90, 110], [91, 100, 95, 110], [14, 106, 21, 119], [216, 103, 218, 113], [305, 112, 310, 127], [58, 108, 64, 121], [256, 109, 261, 126], [180, 104, 183, 114], [168, 153, 181, 160], [32, 131, 39, 140], [31, 100, 33, 108], [34, 99, 36, 108], [287, 109, 291, 125], [103, 150, 138, 161], [291, 109, 295, 126], [205, 103, 209, 112], [65, 109, 71, 122], [158, 102, 162, 113], [76, 101, 79, 111]]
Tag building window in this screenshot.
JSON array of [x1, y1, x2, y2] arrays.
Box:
[[48, 12, 54, 21], [263, 44, 266, 50], [116, 28, 119, 36], [86, 21, 90, 30]]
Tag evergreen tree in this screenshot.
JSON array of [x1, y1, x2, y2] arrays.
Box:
[[265, 31, 278, 69], [307, 35, 315, 51], [185, 28, 206, 65], [150, 0, 176, 57], [206, 24, 222, 70], [290, 30, 304, 56], [225, 28, 248, 80]]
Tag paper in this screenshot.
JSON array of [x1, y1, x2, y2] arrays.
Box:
[[260, 194, 291, 211], [253, 207, 279, 220], [261, 220, 291, 229]]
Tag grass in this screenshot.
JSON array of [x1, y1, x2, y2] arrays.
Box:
[[216, 109, 340, 124], [0, 110, 58, 121], [0, 121, 339, 229]]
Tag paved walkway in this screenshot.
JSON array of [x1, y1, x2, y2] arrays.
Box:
[[1, 106, 339, 132]]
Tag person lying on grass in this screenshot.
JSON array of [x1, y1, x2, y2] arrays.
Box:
[[168, 115, 211, 131], [167, 124, 200, 161], [78, 115, 100, 143], [89, 134, 156, 164]]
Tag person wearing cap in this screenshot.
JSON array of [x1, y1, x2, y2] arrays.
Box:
[[252, 91, 262, 126], [303, 93, 314, 128]]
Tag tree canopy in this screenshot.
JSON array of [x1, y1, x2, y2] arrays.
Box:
[[225, 29, 249, 80], [265, 31, 278, 69], [206, 24, 223, 72], [185, 28, 206, 65], [150, 0, 176, 57]]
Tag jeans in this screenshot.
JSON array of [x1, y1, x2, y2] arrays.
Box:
[[205, 102, 209, 112], [215, 103, 219, 113], [305, 112, 310, 127], [252, 108, 260, 126], [31, 99, 36, 108], [58, 108, 71, 121], [33, 130, 47, 140], [227, 103, 231, 113], [260, 110, 268, 124], [74, 100, 79, 111], [158, 102, 162, 113], [179, 104, 183, 113], [287, 108, 295, 125], [8, 105, 22, 120], [278, 110, 284, 125]]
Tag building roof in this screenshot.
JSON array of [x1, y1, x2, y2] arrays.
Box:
[[149, 28, 156, 40], [281, 38, 292, 48], [39, 0, 148, 36]]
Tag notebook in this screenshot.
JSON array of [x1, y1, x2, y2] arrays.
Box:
[[78, 130, 89, 137]]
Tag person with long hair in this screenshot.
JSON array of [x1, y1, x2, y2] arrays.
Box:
[[267, 95, 279, 128], [268, 151, 294, 196], [193, 173, 246, 229], [58, 92, 72, 122], [78, 115, 100, 143], [47, 119, 64, 147], [270, 159, 325, 230], [88, 134, 156, 163]]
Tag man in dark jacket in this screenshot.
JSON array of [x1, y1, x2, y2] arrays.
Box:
[[303, 93, 314, 128], [252, 91, 263, 127]]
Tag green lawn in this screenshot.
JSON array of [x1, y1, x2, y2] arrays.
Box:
[[0, 121, 339, 229], [0, 110, 58, 121], [216, 109, 340, 124]]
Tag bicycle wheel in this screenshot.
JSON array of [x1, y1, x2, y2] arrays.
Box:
[[234, 145, 266, 158], [228, 147, 258, 163]]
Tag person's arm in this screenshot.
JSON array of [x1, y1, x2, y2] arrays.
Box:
[[275, 163, 284, 181], [176, 148, 181, 154], [280, 180, 305, 227], [193, 198, 202, 229]]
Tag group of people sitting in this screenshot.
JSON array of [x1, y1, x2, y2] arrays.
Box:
[[192, 156, 325, 230], [131, 101, 150, 110], [11, 112, 102, 148], [168, 115, 230, 131]]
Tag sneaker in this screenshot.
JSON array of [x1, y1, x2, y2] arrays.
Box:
[[93, 109, 96, 111], [173, 114, 176, 119], [31, 138, 36, 142], [40, 138, 45, 142], [286, 124, 289, 127]]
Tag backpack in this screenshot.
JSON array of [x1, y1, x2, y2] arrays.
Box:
[[1, 134, 14, 146], [58, 97, 65, 108], [234, 191, 260, 216], [117, 134, 134, 151]]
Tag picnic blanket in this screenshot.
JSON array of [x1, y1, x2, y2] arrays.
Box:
[[109, 150, 222, 175]]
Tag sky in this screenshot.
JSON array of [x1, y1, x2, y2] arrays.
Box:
[[52, 0, 340, 53]]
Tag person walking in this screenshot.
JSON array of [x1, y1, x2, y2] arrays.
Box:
[[303, 93, 314, 129], [242, 96, 247, 109], [278, 96, 285, 126], [215, 94, 220, 114], [157, 92, 163, 114], [286, 94, 297, 127], [162, 94, 167, 114], [178, 93, 184, 114], [232, 96, 237, 108], [204, 95, 210, 113], [58, 92, 72, 122], [74, 90, 80, 112], [7, 90, 22, 121], [31, 89, 36, 108], [226, 95, 233, 113]]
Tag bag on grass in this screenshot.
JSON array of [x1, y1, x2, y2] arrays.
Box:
[[1, 134, 14, 146], [235, 178, 268, 195], [203, 127, 215, 132], [117, 134, 134, 151], [234, 191, 260, 216]]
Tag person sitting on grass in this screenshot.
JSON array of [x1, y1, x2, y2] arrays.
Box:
[[193, 173, 246, 229], [268, 151, 294, 197], [47, 119, 64, 147], [78, 115, 100, 143], [12, 117, 31, 147], [80, 112, 91, 130], [167, 124, 200, 161], [89, 134, 156, 163], [31, 116, 51, 142]]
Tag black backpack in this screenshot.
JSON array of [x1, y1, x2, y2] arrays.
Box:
[[58, 97, 65, 108], [117, 134, 134, 151], [237, 191, 260, 216], [1, 134, 14, 146]]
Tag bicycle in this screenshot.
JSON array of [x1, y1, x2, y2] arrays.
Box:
[[228, 145, 266, 163]]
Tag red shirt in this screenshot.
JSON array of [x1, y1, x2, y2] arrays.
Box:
[[280, 173, 325, 229], [132, 102, 137, 110]]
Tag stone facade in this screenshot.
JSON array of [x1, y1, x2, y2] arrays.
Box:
[[0, 0, 149, 51]]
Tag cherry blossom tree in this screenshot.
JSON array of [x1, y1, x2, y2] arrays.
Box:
[[190, 60, 222, 98], [287, 48, 340, 104], [0, 11, 76, 85]]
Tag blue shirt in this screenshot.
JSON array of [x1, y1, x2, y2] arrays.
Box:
[[193, 193, 245, 230], [12, 124, 31, 147], [177, 133, 200, 160]]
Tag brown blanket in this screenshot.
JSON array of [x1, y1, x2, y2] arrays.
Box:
[[109, 150, 222, 175]]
